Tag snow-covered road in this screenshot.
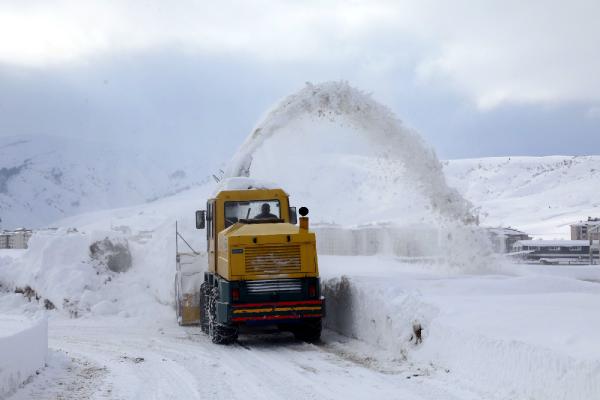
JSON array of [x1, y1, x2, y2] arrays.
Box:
[[10, 317, 484, 400], [5, 256, 600, 400]]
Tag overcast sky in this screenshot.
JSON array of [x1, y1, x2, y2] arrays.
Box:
[[0, 0, 599, 163]]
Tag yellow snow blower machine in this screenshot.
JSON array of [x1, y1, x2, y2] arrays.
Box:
[[175, 181, 324, 344]]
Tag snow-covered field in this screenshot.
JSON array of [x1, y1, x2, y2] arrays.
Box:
[[3, 254, 599, 400], [322, 257, 600, 400], [1, 82, 599, 399]]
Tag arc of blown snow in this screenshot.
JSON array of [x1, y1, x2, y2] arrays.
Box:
[[224, 81, 476, 224]]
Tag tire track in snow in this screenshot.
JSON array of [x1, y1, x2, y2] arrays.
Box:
[[8, 350, 110, 400], [19, 318, 490, 400]]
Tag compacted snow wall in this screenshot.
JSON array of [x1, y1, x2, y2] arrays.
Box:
[[322, 270, 600, 400], [323, 276, 438, 353], [0, 184, 212, 321], [0, 317, 48, 398]]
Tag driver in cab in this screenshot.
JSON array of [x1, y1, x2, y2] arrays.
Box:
[[254, 203, 278, 220]]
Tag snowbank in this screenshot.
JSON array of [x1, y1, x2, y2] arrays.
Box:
[[321, 255, 600, 400], [0, 186, 211, 319], [423, 313, 600, 400], [0, 315, 48, 398]]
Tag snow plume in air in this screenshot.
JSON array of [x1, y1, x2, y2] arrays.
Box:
[[226, 81, 493, 271], [226, 81, 473, 224]]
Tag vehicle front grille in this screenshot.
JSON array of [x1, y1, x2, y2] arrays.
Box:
[[246, 279, 303, 294], [244, 245, 301, 274]]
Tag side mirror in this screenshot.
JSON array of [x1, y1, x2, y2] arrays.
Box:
[[195, 210, 206, 229], [289, 207, 297, 225]]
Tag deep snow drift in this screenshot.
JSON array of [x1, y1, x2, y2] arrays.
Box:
[[0, 186, 212, 319], [321, 257, 600, 400]]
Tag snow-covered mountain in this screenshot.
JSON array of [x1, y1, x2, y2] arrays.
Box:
[[444, 156, 600, 238], [0, 135, 211, 229], [3, 133, 599, 239]]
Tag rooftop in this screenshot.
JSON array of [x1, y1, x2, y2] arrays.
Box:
[[0, 229, 33, 234], [516, 240, 590, 247], [485, 227, 529, 236], [571, 217, 600, 227]]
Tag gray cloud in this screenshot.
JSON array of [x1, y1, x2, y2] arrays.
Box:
[[0, 1, 599, 161], [1, 1, 599, 108]]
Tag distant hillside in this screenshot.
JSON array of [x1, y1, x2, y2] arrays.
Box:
[[1, 133, 597, 239], [443, 156, 600, 239], [0, 135, 210, 229]]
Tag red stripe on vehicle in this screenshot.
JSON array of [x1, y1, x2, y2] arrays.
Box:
[[232, 300, 323, 308], [231, 314, 322, 322]]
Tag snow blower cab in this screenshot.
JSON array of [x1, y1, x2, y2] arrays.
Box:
[[190, 181, 324, 344]]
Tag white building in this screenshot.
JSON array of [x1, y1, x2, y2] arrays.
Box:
[[571, 217, 600, 240], [0, 228, 33, 249], [512, 239, 599, 264], [485, 227, 531, 253], [0, 233, 10, 249]]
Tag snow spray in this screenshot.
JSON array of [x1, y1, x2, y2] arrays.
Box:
[[225, 81, 495, 271]]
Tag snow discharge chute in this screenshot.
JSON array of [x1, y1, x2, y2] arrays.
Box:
[[225, 81, 476, 225]]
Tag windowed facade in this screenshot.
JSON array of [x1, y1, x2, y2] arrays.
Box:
[[571, 220, 600, 240], [514, 239, 599, 264]]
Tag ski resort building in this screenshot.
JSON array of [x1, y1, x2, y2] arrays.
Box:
[[0, 233, 9, 249], [570, 217, 600, 240], [485, 227, 531, 253], [512, 240, 600, 264], [0, 228, 33, 249]]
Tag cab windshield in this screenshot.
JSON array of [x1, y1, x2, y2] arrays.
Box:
[[224, 200, 281, 227]]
